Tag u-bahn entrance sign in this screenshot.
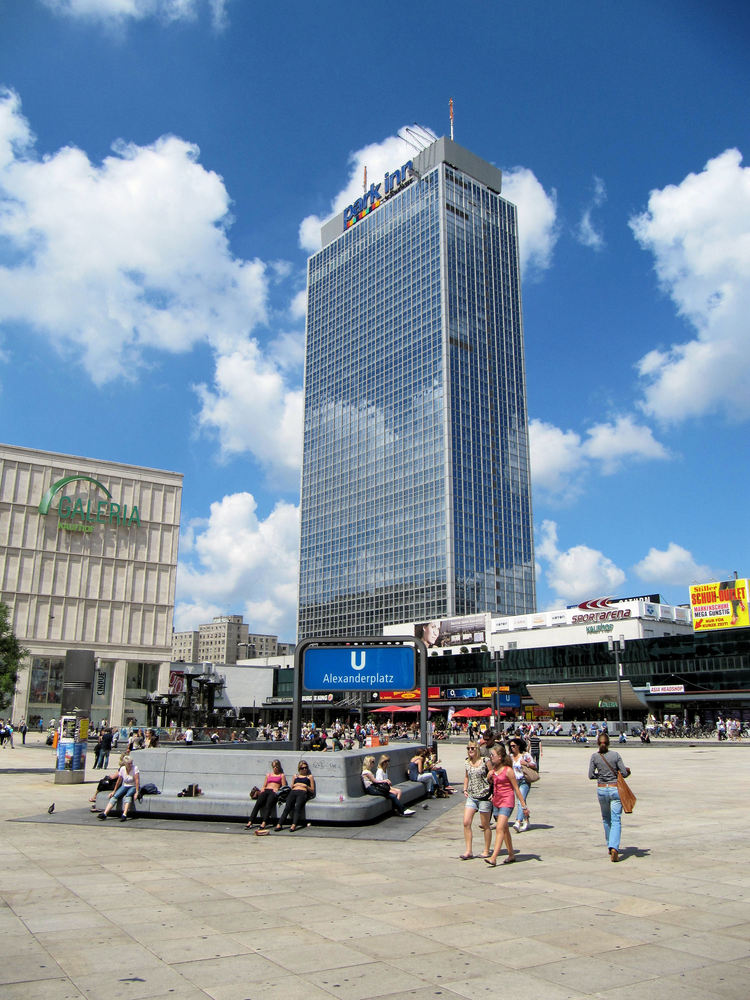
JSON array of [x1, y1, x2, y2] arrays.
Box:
[[293, 636, 428, 751]]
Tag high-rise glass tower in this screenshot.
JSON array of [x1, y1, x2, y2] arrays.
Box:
[[298, 137, 535, 640]]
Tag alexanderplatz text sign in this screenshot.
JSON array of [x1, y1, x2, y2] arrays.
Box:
[[293, 637, 428, 750]]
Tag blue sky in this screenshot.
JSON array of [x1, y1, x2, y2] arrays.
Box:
[[1, 0, 748, 641]]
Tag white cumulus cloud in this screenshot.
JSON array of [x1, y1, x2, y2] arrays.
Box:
[[634, 543, 715, 586], [0, 89, 268, 384], [501, 166, 559, 274], [529, 415, 668, 501], [583, 415, 668, 474], [176, 492, 300, 640], [528, 419, 587, 501], [41, 0, 230, 29], [536, 520, 626, 605], [575, 175, 607, 251], [194, 340, 303, 489], [630, 148, 750, 422]]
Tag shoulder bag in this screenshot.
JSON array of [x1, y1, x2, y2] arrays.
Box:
[[616, 771, 636, 813], [521, 762, 540, 783]]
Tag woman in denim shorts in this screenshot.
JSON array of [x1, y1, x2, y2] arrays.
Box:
[[460, 743, 492, 860], [485, 744, 529, 866]]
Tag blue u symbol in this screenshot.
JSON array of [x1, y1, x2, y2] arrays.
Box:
[[351, 651, 366, 670]]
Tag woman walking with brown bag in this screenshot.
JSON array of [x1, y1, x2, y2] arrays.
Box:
[[588, 732, 631, 862]]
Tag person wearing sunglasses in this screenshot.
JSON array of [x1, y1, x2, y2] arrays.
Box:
[[275, 760, 315, 832]]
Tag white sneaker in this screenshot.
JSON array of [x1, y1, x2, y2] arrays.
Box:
[[403, 808, 415, 816], [512, 820, 522, 832], [519, 820, 529, 832]]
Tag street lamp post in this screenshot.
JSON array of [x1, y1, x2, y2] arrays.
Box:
[[608, 634, 625, 732], [495, 646, 504, 733]]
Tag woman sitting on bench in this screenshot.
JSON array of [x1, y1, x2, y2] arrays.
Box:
[[362, 755, 414, 816], [247, 759, 288, 833], [97, 754, 140, 822], [275, 761, 315, 832]]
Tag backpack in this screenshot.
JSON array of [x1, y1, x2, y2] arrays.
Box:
[[178, 783, 202, 797]]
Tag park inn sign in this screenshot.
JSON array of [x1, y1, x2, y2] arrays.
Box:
[[38, 474, 141, 534]]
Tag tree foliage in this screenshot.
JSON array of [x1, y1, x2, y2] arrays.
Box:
[[0, 602, 27, 713]]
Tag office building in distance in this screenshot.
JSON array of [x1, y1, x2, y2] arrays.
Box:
[[298, 137, 535, 639]]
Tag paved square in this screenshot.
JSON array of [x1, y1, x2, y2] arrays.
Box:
[[1, 736, 749, 999]]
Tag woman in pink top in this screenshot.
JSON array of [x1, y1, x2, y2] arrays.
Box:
[[485, 745, 529, 866], [247, 759, 288, 832]]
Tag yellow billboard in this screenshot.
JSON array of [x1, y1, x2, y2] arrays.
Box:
[[481, 686, 509, 698], [690, 579, 749, 632]]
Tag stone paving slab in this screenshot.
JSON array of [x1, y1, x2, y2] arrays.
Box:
[[12, 790, 461, 840], [1, 738, 749, 999]]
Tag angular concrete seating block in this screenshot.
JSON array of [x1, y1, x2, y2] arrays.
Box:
[[96, 745, 428, 823]]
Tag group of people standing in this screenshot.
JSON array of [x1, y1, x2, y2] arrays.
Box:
[[460, 732, 630, 868], [460, 729, 632, 864], [461, 735, 535, 864]]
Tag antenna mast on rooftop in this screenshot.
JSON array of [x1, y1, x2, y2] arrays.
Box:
[[449, 98, 454, 141]]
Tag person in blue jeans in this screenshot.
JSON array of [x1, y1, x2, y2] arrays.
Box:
[[98, 755, 140, 821], [508, 737, 536, 831], [588, 732, 631, 862], [95, 728, 113, 769]]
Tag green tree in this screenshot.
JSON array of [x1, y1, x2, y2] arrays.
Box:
[[0, 602, 27, 713]]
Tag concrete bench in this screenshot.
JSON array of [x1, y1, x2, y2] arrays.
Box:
[[95, 746, 428, 824]]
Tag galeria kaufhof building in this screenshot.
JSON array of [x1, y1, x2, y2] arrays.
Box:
[[0, 443, 183, 728]]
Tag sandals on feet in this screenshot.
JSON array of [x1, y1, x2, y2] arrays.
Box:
[[459, 853, 474, 860], [484, 858, 497, 867], [502, 856, 516, 865]]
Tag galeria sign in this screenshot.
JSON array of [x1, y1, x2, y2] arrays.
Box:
[[38, 475, 140, 534]]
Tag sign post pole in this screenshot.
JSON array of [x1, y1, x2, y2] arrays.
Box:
[[419, 644, 428, 747], [608, 634, 625, 731], [494, 646, 504, 733]]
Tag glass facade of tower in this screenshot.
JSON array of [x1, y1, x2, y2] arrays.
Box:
[[298, 142, 535, 640]]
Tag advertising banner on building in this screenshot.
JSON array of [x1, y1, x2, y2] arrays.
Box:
[[481, 686, 509, 698], [413, 614, 488, 648], [443, 687, 479, 699], [689, 579, 749, 631], [376, 687, 440, 700]]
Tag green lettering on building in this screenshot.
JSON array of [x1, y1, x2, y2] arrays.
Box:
[[38, 474, 141, 533]]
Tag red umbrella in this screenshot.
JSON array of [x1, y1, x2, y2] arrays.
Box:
[[452, 707, 493, 718]]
